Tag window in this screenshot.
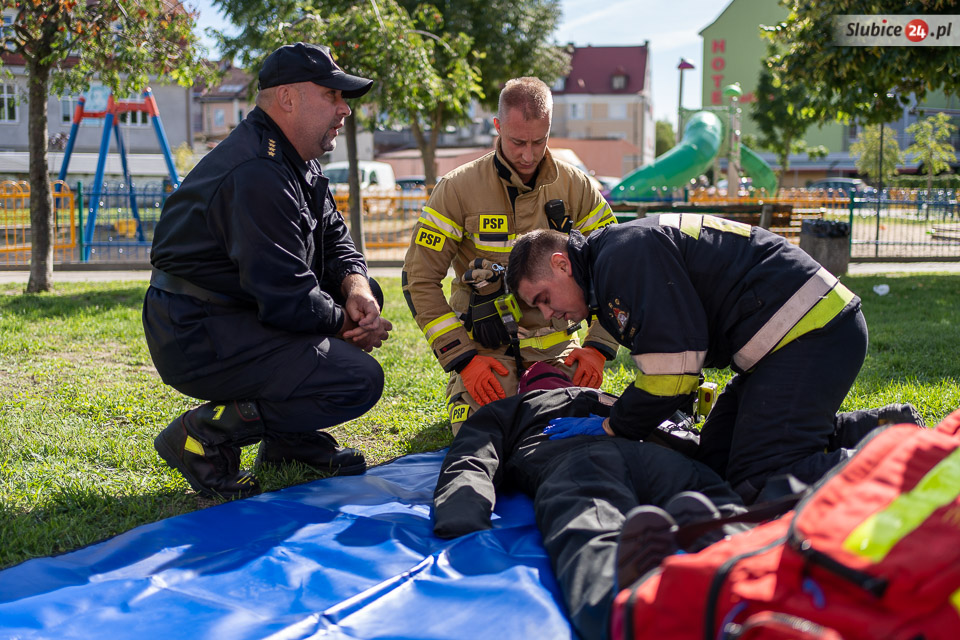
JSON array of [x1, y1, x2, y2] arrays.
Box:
[[2, 13, 15, 52], [569, 102, 589, 120], [0, 83, 18, 123], [118, 109, 149, 127], [608, 103, 628, 120], [611, 74, 628, 90], [552, 77, 566, 92], [213, 108, 225, 129]]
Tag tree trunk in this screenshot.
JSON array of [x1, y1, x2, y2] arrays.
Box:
[[26, 60, 53, 293], [344, 113, 365, 254], [409, 116, 436, 189]]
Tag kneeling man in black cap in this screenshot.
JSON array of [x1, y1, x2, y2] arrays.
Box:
[[144, 43, 392, 499]]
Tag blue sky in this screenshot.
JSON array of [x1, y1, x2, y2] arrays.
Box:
[[188, 0, 726, 127]]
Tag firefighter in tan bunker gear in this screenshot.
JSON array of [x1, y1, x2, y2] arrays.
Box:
[[401, 77, 619, 434]]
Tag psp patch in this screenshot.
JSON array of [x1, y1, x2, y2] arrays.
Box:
[[479, 214, 509, 233], [415, 227, 445, 251], [450, 404, 470, 423]]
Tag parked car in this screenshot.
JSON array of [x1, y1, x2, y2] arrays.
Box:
[[323, 160, 397, 216], [396, 175, 427, 191], [323, 160, 397, 196], [807, 177, 877, 198], [396, 175, 427, 214]]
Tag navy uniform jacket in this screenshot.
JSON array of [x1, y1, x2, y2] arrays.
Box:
[[567, 215, 859, 439], [145, 107, 367, 386]]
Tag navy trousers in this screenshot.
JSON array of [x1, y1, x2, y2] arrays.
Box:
[[143, 286, 383, 434], [696, 305, 869, 502]]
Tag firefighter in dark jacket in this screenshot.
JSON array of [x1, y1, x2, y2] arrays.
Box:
[[143, 43, 392, 500], [433, 363, 746, 640], [505, 216, 923, 504]]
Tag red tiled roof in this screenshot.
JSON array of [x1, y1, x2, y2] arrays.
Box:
[[555, 45, 648, 95]]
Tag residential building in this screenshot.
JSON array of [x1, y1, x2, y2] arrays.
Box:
[[193, 62, 255, 147], [699, 0, 960, 187], [551, 43, 655, 174], [0, 53, 193, 181]]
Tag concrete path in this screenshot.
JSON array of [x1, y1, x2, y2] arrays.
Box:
[[0, 266, 407, 284], [0, 263, 958, 285]]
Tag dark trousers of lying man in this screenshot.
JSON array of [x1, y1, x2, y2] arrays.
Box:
[[432, 369, 746, 640]]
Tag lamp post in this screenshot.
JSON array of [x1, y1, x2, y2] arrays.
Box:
[[676, 58, 695, 145], [876, 123, 883, 257]]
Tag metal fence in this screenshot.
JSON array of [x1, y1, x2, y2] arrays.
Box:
[[0, 180, 77, 266], [2, 183, 957, 266]]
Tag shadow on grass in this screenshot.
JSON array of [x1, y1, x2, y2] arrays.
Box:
[[0, 285, 147, 321]]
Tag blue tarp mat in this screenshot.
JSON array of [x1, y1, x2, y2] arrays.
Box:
[[0, 451, 574, 639]]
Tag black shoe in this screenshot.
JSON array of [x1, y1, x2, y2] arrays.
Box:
[[154, 414, 260, 499], [616, 506, 678, 591], [831, 403, 926, 450], [664, 491, 725, 552], [878, 403, 926, 428], [255, 430, 367, 476]]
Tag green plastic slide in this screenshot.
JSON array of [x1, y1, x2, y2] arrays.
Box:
[[609, 111, 723, 202], [739, 143, 778, 194]]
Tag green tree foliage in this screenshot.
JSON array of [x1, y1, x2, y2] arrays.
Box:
[[394, 0, 569, 185], [752, 46, 821, 190], [850, 124, 903, 187], [211, 0, 474, 236], [212, 0, 481, 191], [0, 0, 212, 293], [655, 119, 675, 157], [396, 0, 570, 111], [905, 112, 957, 191], [762, 0, 959, 127]]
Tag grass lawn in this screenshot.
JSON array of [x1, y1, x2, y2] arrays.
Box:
[[1, 272, 958, 570]]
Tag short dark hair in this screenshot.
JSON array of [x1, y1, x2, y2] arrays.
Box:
[[506, 229, 568, 293], [498, 77, 553, 122]]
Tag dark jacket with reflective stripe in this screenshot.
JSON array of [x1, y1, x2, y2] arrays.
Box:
[[149, 107, 366, 336], [568, 215, 859, 439], [434, 387, 617, 538]]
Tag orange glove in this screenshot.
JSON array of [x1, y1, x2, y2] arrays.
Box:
[[461, 355, 509, 406], [564, 346, 605, 388]]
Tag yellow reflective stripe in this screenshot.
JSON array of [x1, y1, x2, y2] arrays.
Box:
[[518, 329, 572, 350], [634, 372, 700, 397], [659, 213, 702, 238], [419, 207, 463, 240], [951, 587, 960, 617], [424, 312, 461, 346], [733, 268, 837, 371], [632, 350, 706, 375], [702, 214, 751, 237], [843, 446, 960, 563], [660, 213, 681, 229], [468, 233, 515, 253], [184, 435, 205, 456], [575, 202, 617, 232], [773, 282, 856, 352], [680, 214, 703, 238]]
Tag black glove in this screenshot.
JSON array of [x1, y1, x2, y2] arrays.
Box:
[[467, 289, 510, 350]]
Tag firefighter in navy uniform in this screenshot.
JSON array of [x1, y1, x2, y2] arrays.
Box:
[[401, 77, 619, 434], [143, 43, 392, 500], [506, 217, 924, 504]]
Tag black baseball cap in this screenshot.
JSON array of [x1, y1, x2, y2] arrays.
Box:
[[257, 42, 373, 99]]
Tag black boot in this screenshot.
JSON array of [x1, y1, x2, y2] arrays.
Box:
[[154, 400, 264, 499], [255, 430, 366, 476], [830, 403, 926, 450]]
